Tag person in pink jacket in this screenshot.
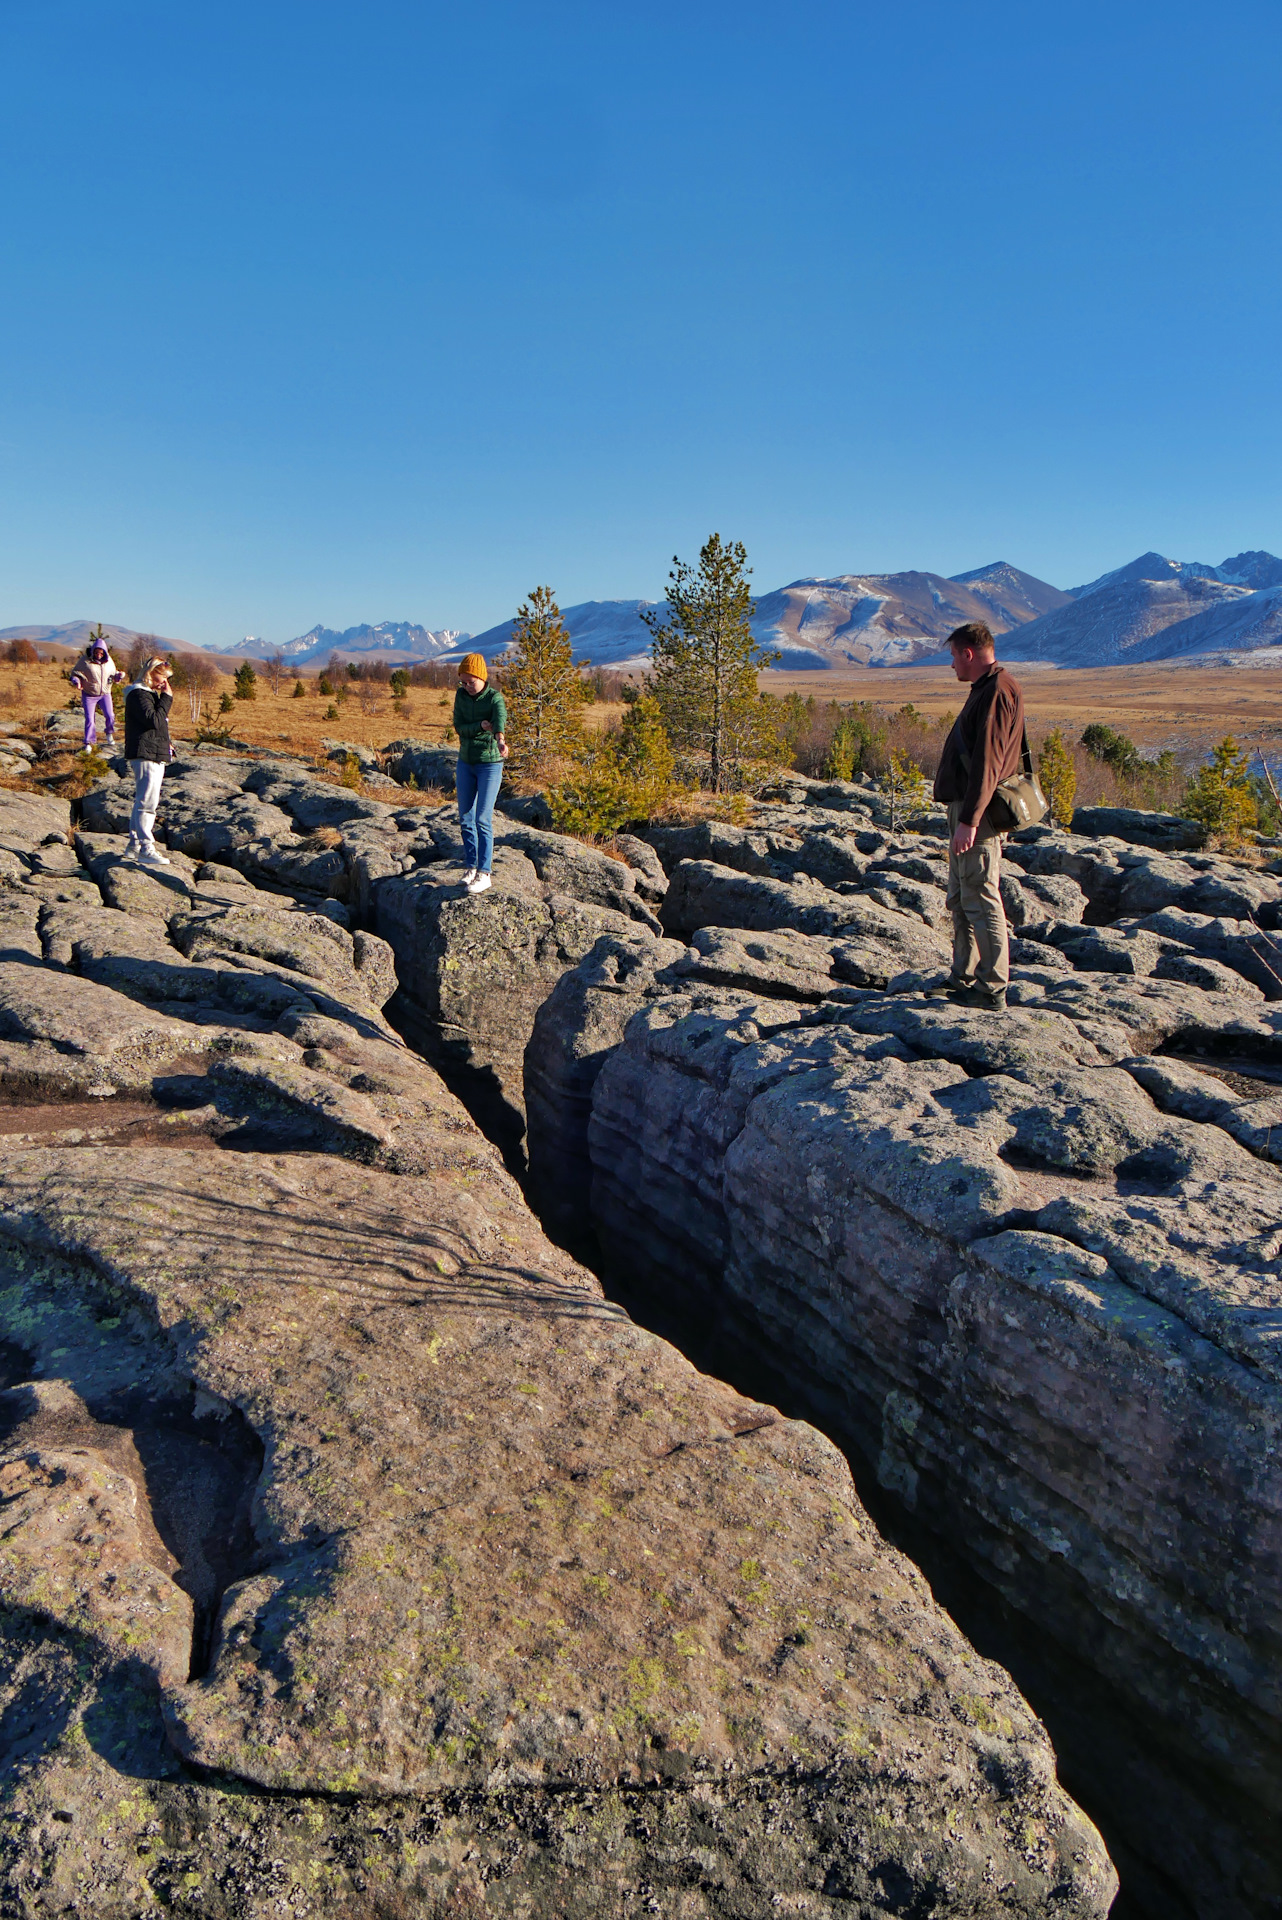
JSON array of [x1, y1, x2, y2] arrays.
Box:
[[68, 636, 123, 749]]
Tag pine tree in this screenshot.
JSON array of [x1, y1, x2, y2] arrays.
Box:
[[502, 586, 584, 777], [1183, 736, 1258, 848], [1038, 728, 1077, 828], [233, 661, 257, 702], [643, 534, 781, 792]]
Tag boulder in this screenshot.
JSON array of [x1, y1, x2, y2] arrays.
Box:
[[659, 860, 951, 984], [382, 740, 459, 789], [1046, 925, 1164, 975], [1153, 949, 1266, 998], [498, 824, 662, 930], [1135, 906, 1282, 999], [1118, 853, 1282, 923], [643, 819, 783, 879], [612, 831, 668, 902], [1070, 805, 1203, 851], [0, 787, 71, 857]]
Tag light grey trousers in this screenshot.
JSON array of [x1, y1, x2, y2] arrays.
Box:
[[945, 802, 1010, 992], [128, 759, 166, 851]]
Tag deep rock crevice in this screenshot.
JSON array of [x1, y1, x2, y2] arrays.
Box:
[[9, 750, 1282, 1915]]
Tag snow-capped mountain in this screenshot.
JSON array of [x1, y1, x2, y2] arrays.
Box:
[[947, 562, 1075, 627], [748, 564, 1068, 668], [1000, 551, 1282, 666], [204, 622, 468, 665], [463, 600, 660, 669], [1070, 549, 1282, 599], [282, 622, 468, 666], [1116, 580, 1282, 663]]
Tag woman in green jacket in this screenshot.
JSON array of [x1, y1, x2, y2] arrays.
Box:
[[453, 653, 508, 894]]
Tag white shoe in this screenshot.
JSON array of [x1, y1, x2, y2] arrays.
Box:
[[123, 837, 140, 862], [139, 848, 171, 868], [461, 868, 477, 887], [466, 872, 492, 894]]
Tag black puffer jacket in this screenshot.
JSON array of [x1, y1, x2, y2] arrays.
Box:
[[124, 686, 172, 763]]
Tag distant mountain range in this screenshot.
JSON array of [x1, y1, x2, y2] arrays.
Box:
[[465, 600, 660, 669], [10, 548, 1282, 673], [999, 550, 1282, 667], [0, 619, 188, 659], [748, 563, 1074, 667], [209, 621, 470, 666]]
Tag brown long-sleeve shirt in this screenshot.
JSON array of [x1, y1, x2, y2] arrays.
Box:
[[932, 663, 1025, 829]]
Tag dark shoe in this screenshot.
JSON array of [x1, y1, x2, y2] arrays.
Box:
[[926, 975, 972, 999], [948, 984, 1007, 1012]]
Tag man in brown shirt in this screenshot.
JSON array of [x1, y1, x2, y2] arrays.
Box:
[[930, 621, 1026, 1011]]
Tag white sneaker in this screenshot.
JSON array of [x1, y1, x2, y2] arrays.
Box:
[[139, 848, 171, 868], [123, 837, 140, 862], [466, 872, 492, 894], [461, 868, 477, 887]]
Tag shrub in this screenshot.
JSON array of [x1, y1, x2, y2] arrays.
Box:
[[1081, 722, 1143, 780], [389, 669, 409, 698], [1038, 727, 1077, 828], [292, 680, 306, 699], [1183, 737, 1258, 848], [233, 661, 257, 702], [339, 752, 362, 790], [219, 690, 234, 714], [882, 748, 931, 832], [324, 703, 339, 720], [318, 674, 334, 696], [548, 695, 678, 834]]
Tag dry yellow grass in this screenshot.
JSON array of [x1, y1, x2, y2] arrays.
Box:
[[12, 653, 1282, 782], [0, 660, 460, 759], [757, 660, 1282, 762]]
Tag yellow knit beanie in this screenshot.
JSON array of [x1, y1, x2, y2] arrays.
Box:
[[458, 652, 488, 681]]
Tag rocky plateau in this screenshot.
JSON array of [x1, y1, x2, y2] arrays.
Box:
[[0, 743, 1278, 1916]]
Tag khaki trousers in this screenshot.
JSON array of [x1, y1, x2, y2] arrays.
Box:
[[945, 803, 1009, 993]]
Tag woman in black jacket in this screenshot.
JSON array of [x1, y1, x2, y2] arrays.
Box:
[[124, 656, 174, 866]]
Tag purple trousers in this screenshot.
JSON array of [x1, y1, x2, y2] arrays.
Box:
[[81, 690, 115, 747]]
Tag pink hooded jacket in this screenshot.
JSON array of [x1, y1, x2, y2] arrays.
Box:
[[70, 648, 121, 699]]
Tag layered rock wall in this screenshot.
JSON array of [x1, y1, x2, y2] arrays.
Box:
[[528, 808, 1282, 1920]]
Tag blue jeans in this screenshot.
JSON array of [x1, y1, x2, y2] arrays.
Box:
[[456, 759, 503, 874]]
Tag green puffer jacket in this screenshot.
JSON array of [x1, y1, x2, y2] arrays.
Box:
[[453, 684, 508, 765]]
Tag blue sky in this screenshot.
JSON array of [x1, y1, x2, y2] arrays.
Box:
[[1, 0, 1279, 645]]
